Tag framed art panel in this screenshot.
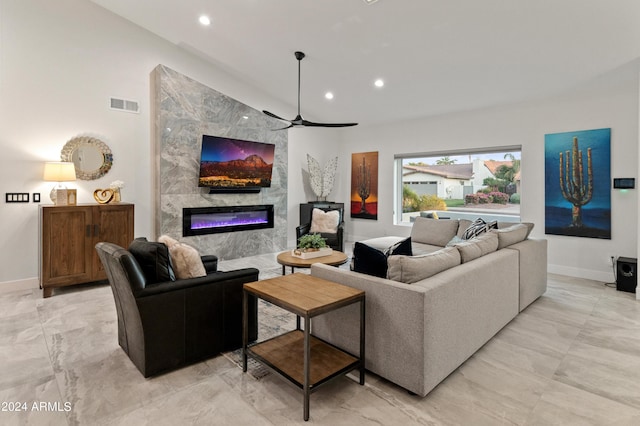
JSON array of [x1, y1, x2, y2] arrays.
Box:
[[544, 128, 611, 239], [351, 151, 378, 220]]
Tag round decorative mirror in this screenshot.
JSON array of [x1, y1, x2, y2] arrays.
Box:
[[60, 136, 113, 180]]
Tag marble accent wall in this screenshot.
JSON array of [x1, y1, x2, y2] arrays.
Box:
[[152, 65, 287, 260]]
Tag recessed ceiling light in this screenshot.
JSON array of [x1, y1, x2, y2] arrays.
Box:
[[199, 15, 211, 26], [363, 0, 380, 4], [374, 79, 384, 88], [325, 92, 334, 100]]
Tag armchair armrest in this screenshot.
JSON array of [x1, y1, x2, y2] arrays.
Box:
[[296, 223, 311, 239]]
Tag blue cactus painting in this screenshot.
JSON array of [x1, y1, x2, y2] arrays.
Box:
[[544, 128, 611, 239]]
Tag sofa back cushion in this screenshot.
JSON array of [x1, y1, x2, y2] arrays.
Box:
[[410, 217, 459, 247], [387, 246, 461, 284], [492, 223, 529, 249], [453, 232, 499, 263]]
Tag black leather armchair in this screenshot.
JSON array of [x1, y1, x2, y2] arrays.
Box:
[[296, 203, 345, 252], [95, 242, 258, 377]]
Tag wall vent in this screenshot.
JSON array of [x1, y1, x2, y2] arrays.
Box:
[[110, 97, 139, 113]]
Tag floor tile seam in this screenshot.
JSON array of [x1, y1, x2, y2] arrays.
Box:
[[549, 300, 640, 415], [548, 375, 640, 415], [520, 376, 559, 426], [33, 304, 72, 426]]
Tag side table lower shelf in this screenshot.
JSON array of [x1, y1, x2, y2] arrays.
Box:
[[246, 330, 360, 389]]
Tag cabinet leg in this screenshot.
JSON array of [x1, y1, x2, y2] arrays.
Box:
[[43, 287, 53, 298]]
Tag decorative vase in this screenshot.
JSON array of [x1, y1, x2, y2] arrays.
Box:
[[112, 188, 121, 203]]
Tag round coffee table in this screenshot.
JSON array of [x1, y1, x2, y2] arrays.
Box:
[[276, 250, 349, 275]]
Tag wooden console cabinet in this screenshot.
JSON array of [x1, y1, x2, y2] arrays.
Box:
[[39, 203, 134, 297]]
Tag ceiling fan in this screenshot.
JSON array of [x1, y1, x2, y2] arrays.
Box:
[[263, 51, 358, 130]]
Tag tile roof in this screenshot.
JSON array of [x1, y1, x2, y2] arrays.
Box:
[[403, 163, 473, 179]]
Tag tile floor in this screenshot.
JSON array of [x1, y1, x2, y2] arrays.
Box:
[[1, 249, 640, 425]]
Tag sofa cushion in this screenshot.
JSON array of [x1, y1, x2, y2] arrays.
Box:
[[353, 237, 412, 278], [158, 235, 206, 279], [454, 232, 499, 263], [492, 223, 529, 249], [357, 236, 406, 252], [410, 217, 459, 247], [521, 222, 535, 238], [310, 208, 340, 233], [128, 237, 176, 284], [387, 246, 461, 284], [411, 242, 444, 256]]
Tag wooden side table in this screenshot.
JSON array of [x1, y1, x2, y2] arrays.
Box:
[[243, 273, 365, 421], [276, 250, 348, 275]]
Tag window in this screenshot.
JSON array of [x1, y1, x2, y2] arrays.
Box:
[[394, 147, 521, 225]]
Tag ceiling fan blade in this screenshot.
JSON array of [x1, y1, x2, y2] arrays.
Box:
[[262, 110, 290, 122], [300, 120, 358, 128], [264, 51, 357, 130]]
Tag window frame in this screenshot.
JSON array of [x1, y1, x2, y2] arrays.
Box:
[[394, 145, 522, 225]]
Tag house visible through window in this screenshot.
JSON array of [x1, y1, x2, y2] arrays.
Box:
[[394, 147, 521, 225]]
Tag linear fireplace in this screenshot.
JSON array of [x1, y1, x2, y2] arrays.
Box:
[[183, 205, 274, 236]]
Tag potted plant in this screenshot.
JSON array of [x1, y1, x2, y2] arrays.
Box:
[[293, 233, 332, 259]]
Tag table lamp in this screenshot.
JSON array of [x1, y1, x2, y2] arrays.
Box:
[[43, 162, 76, 204]]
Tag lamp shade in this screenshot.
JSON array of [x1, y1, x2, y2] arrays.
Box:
[[43, 162, 76, 182]]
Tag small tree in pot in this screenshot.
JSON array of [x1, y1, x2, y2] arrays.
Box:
[[297, 233, 327, 252]]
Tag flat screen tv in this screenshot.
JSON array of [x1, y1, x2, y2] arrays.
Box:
[[198, 135, 275, 192]]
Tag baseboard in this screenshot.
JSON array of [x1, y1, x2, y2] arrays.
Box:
[[0, 277, 40, 294], [548, 263, 615, 283]]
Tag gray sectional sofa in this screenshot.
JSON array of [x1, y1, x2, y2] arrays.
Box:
[[310, 216, 547, 397]]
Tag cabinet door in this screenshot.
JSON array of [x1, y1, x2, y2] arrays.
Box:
[[41, 206, 94, 286], [91, 204, 134, 280]]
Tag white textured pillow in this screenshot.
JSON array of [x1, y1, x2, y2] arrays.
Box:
[[310, 208, 340, 233], [158, 235, 206, 279], [158, 234, 179, 247], [387, 246, 461, 284]]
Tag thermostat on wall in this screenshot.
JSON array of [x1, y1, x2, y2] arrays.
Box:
[[613, 178, 635, 189]]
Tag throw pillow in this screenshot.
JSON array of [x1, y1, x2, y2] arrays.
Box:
[[492, 223, 529, 249], [387, 246, 461, 284], [158, 235, 206, 279], [353, 237, 412, 278], [128, 237, 176, 284], [385, 236, 413, 257], [461, 218, 497, 240], [309, 208, 340, 233], [353, 242, 388, 278], [158, 234, 179, 247], [453, 232, 499, 263]]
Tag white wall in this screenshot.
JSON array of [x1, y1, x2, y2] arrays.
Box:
[[287, 127, 343, 246], [0, 0, 293, 287], [341, 62, 639, 282]]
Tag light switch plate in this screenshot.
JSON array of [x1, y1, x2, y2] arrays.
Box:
[[5, 193, 30, 203]]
